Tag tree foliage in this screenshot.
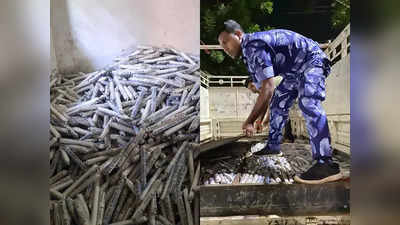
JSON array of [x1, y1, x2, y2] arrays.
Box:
[[331, 0, 350, 31], [201, 0, 350, 75], [201, 0, 274, 75], [260, 1, 274, 15]]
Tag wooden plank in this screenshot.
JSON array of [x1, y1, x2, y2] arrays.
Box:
[[200, 182, 350, 217], [200, 135, 244, 154], [200, 120, 213, 142], [200, 215, 351, 225]]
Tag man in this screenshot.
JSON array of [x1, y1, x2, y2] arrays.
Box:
[[245, 77, 295, 141], [219, 19, 341, 184], [245, 78, 269, 133]]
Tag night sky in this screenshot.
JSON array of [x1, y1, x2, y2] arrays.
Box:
[[201, 0, 342, 43], [268, 0, 339, 42]]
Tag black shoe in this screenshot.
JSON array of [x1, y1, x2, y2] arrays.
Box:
[[294, 161, 343, 184], [253, 145, 283, 156]]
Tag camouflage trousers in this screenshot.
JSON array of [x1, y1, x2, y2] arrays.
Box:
[[266, 65, 332, 162]]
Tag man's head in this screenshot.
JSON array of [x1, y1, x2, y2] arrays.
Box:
[[245, 78, 259, 94], [218, 20, 244, 59]]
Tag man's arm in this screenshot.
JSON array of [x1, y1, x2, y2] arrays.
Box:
[[255, 104, 268, 133], [259, 102, 269, 124], [263, 107, 270, 127], [245, 78, 275, 125], [242, 48, 275, 136]]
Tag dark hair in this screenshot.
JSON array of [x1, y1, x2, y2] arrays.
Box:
[[222, 19, 243, 34], [244, 77, 252, 88]]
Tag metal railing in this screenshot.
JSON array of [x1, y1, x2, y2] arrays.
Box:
[[200, 71, 209, 88], [201, 72, 248, 88], [324, 24, 350, 65], [208, 75, 248, 87]]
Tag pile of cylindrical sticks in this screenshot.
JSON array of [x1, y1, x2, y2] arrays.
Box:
[[50, 46, 200, 225]]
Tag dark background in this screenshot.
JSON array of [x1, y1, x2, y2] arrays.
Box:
[[200, 0, 350, 75]]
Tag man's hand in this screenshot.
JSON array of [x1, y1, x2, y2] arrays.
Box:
[[255, 119, 263, 133], [242, 122, 256, 137]]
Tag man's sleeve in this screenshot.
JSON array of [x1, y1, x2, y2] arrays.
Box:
[[252, 49, 275, 83]]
